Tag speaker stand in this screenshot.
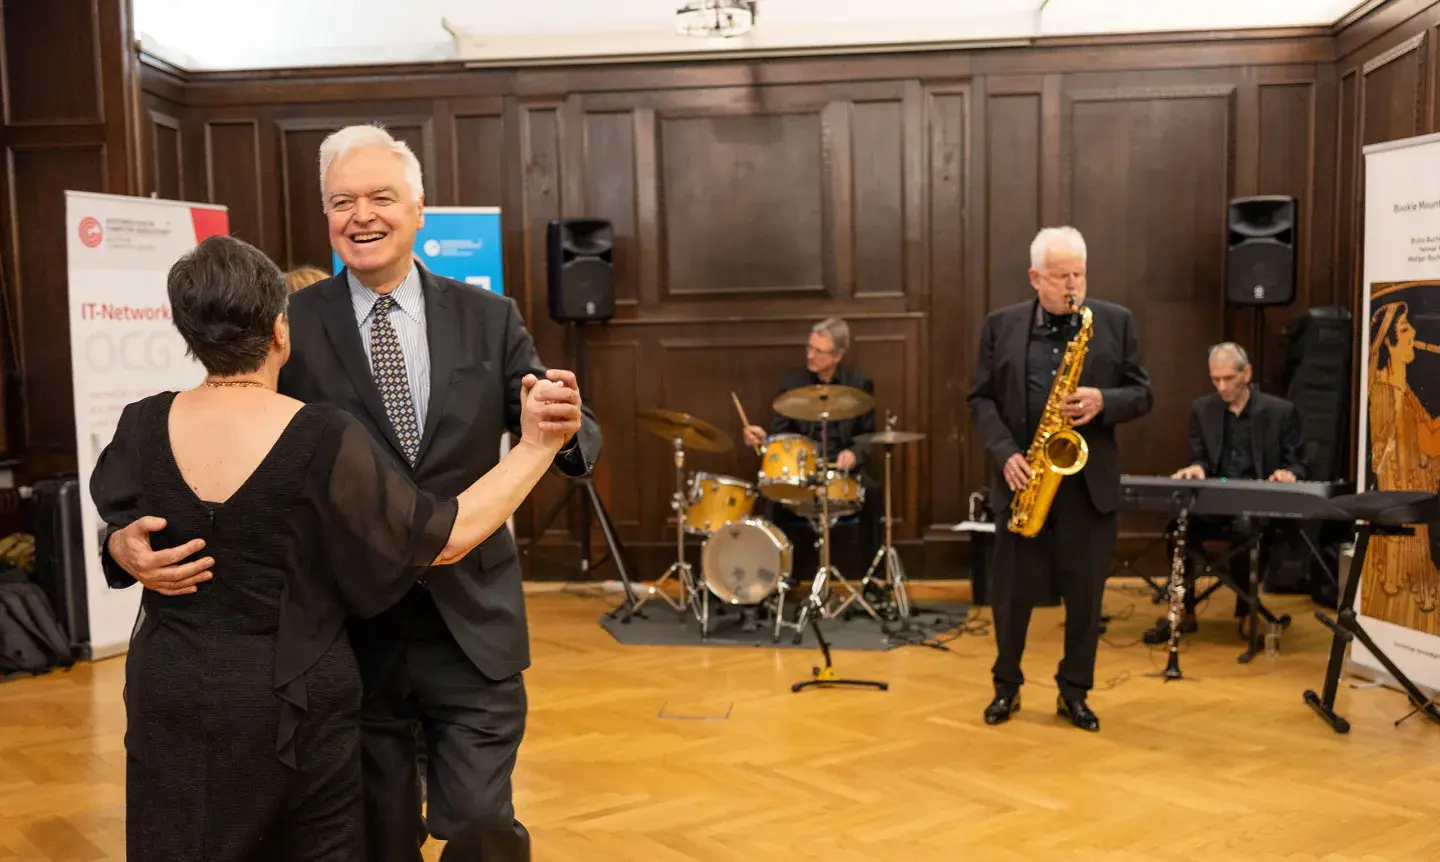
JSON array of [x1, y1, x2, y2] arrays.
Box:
[[1252, 306, 1266, 388], [527, 320, 641, 621]]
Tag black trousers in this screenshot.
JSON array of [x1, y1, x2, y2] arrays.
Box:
[[991, 475, 1116, 702], [1166, 515, 1268, 617], [348, 586, 529, 862]]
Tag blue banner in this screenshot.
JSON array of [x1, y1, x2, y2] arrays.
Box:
[[334, 206, 504, 295]]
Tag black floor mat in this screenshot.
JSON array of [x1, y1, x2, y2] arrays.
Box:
[[597, 600, 970, 651]]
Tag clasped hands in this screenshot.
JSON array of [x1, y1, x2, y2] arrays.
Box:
[[1170, 464, 1297, 483], [519, 369, 584, 451]]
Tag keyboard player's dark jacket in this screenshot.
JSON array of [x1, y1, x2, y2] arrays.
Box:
[[1188, 389, 1308, 481]]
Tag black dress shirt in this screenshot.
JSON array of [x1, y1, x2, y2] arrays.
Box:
[[1025, 306, 1080, 439], [1218, 401, 1257, 479]]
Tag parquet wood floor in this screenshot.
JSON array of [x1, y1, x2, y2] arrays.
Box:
[[2, 579, 1438, 861]]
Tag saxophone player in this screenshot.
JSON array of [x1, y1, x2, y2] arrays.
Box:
[[967, 226, 1153, 732]]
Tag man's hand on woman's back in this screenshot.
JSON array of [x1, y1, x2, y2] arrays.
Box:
[[108, 516, 214, 596]]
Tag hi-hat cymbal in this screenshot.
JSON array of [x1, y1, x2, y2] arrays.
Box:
[[636, 408, 733, 452], [855, 430, 926, 446], [772, 384, 874, 422]]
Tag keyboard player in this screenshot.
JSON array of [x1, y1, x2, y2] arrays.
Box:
[[1144, 342, 1308, 644]]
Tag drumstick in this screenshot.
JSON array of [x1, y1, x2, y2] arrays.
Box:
[[730, 392, 762, 453]]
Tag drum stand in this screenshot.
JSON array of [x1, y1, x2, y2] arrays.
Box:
[[633, 438, 708, 635], [782, 415, 878, 643], [836, 443, 909, 621]]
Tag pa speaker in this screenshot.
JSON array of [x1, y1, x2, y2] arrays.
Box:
[[1226, 196, 1297, 306], [547, 218, 614, 323]]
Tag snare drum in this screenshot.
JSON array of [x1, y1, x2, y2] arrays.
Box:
[[758, 434, 819, 503], [682, 473, 757, 535], [701, 518, 793, 605], [788, 469, 864, 519]]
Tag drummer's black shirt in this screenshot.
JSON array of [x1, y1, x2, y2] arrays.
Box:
[[769, 363, 876, 467]]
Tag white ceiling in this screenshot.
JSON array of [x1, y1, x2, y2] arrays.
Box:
[[136, 0, 1371, 71]]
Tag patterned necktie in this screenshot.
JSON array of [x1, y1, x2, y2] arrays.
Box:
[[370, 295, 421, 465]]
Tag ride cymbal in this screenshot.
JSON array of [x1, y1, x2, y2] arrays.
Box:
[[636, 408, 733, 452], [771, 384, 874, 422], [854, 430, 926, 445]]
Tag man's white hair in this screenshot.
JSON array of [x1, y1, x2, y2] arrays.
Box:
[[1030, 226, 1087, 271], [318, 124, 424, 208], [1208, 341, 1250, 371]]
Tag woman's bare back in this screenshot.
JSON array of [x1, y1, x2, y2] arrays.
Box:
[[167, 388, 306, 505]]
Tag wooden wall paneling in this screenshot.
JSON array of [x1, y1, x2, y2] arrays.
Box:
[[144, 102, 184, 201], [0, 0, 138, 462], [925, 81, 973, 529], [7, 146, 105, 452], [1060, 82, 1237, 520], [204, 116, 267, 252], [1307, 62, 1340, 310], [449, 97, 507, 208], [1359, 32, 1428, 147], [1337, 68, 1360, 314], [576, 105, 639, 308], [1253, 69, 1324, 392]]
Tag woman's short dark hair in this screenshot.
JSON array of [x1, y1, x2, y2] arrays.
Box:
[[168, 234, 288, 376]]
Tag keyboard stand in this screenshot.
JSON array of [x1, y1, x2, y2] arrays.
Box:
[[1305, 491, 1440, 733]]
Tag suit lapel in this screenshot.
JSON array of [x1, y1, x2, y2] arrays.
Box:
[[415, 265, 460, 466], [319, 272, 409, 462]]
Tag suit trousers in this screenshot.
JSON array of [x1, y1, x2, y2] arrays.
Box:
[[348, 586, 529, 862], [990, 475, 1117, 702]]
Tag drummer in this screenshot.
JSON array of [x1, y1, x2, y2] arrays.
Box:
[[741, 317, 886, 628]]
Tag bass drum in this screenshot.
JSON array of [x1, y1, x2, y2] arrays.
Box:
[[701, 518, 793, 606]]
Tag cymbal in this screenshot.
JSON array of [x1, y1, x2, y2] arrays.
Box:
[[636, 408, 733, 452], [855, 430, 926, 446], [772, 384, 874, 422]]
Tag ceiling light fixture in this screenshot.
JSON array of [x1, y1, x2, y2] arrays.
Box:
[[675, 0, 758, 38]]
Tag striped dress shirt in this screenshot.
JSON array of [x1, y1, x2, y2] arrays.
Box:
[[348, 263, 432, 432]]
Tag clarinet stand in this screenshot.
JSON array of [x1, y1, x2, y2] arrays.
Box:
[[1151, 499, 1197, 682], [791, 611, 889, 694]]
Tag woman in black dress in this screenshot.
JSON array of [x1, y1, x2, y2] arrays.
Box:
[[89, 235, 569, 861]]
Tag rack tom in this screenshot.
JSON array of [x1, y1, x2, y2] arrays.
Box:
[[758, 434, 819, 503], [682, 473, 757, 535]]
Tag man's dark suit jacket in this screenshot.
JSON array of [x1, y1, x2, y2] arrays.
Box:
[[274, 265, 602, 682], [1187, 389, 1307, 481], [769, 364, 876, 481], [967, 297, 1153, 515]]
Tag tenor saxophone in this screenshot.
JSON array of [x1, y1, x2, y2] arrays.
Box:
[[1007, 296, 1093, 537]]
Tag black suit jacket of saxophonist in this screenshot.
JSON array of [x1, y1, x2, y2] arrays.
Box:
[[967, 297, 1153, 516]]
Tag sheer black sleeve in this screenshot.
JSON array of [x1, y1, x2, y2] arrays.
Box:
[[89, 401, 146, 589], [303, 409, 459, 619]]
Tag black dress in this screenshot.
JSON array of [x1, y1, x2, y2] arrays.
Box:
[[89, 391, 458, 861]]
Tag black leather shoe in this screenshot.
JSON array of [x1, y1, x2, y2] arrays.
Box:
[[984, 693, 1020, 725], [1056, 694, 1099, 731]]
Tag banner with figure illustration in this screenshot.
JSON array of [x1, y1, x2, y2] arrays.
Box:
[[1356, 133, 1440, 692], [66, 191, 229, 660]]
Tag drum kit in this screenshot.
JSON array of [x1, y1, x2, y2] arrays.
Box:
[[632, 384, 925, 643]]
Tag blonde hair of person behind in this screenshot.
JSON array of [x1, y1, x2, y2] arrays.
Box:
[[285, 266, 329, 293]]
